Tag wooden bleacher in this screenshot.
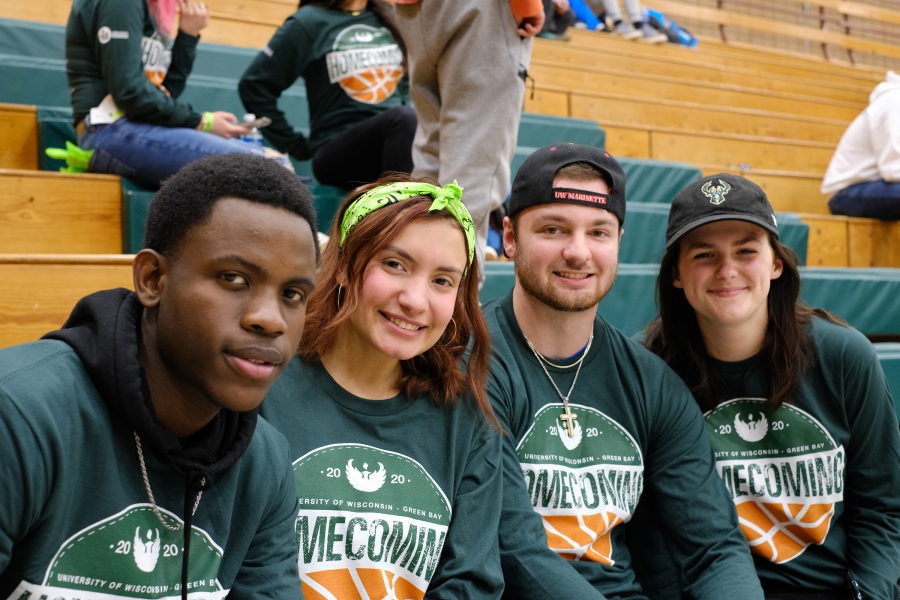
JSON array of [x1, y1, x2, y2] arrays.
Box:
[[1, 0, 900, 353], [0, 254, 134, 349]]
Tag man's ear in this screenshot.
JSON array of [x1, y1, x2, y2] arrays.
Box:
[[133, 249, 169, 308], [502, 216, 517, 259]]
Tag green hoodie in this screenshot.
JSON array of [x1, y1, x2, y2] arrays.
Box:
[[0, 290, 300, 600], [66, 0, 202, 127]]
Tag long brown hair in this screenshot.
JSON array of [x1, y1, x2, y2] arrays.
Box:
[[298, 0, 407, 68], [644, 233, 845, 412], [299, 174, 498, 429]]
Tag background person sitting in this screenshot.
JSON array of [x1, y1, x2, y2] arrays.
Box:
[[821, 70, 900, 222], [239, 0, 416, 190], [585, 0, 667, 42], [67, 0, 270, 188], [540, 0, 577, 39]]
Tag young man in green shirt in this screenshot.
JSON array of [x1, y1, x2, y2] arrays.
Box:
[[0, 154, 318, 600], [483, 143, 764, 599]]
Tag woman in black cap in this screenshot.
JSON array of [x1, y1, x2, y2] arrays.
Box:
[[643, 173, 900, 600]]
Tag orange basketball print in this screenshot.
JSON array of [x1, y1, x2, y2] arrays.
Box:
[[339, 67, 404, 104], [737, 501, 835, 564], [544, 511, 623, 564], [326, 25, 404, 105], [705, 399, 845, 564], [302, 568, 425, 600]]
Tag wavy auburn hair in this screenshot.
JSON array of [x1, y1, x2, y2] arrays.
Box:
[[644, 233, 845, 412], [299, 174, 498, 429]]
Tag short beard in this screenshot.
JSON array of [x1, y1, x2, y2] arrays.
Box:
[[514, 249, 617, 313]]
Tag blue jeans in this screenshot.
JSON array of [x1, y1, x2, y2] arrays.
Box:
[[79, 117, 263, 188], [828, 178, 900, 221]]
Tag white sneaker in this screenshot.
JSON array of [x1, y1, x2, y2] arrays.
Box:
[[611, 21, 641, 39], [638, 22, 667, 43]]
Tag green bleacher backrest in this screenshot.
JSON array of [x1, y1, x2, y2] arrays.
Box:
[[36, 106, 76, 171], [121, 178, 156, 254], [512, 148, 701, 205], [517, 114, 605, 148], [481, 262, 900, 336]]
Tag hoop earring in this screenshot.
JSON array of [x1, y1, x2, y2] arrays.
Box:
[[445, 317, 457, 341], [337, 284, 344, 310]]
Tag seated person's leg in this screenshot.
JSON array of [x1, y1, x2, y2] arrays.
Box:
[[828, 179, 900, 221], [82, 118, 259, 188], [312, 106, 416, 189]]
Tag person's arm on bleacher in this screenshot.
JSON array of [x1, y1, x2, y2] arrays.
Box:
[[163, 1, 208, 99], [238, 14, 314, 161], [91, 0, 201, 128]]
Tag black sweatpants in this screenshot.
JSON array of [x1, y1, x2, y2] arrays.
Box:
[[312, 105, 416, 189]]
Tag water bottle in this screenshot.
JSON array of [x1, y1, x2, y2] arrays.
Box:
[[239, 113, 264, 149]]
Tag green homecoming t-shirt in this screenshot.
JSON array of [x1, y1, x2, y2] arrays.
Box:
[[483, 292, 763, 600], [239, 5, 407, 159], [702, 317, 900, 599], [260, 358, 504, 600]]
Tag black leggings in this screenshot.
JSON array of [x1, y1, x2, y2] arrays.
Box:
[[312, 105, 416, 189]]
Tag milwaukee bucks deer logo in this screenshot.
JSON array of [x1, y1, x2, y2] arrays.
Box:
[[701, 180, 732, 205]]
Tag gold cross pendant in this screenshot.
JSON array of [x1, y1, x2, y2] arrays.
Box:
[[559, 407, 577, 438]]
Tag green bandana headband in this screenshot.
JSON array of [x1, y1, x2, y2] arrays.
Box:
[[339, 181, 475, 275]]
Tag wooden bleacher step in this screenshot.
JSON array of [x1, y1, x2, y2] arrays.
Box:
[[0, 103, 38, 170], [0, 169, 122, 254], [0, 254, 134, 349]]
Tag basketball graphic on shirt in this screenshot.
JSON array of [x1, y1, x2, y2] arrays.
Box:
[[293, 444, 451, 600], [10, 504, 227, 600], [705, 399, 844, 564], [517, 404, 644, 565], [326, 25, 403, 104]]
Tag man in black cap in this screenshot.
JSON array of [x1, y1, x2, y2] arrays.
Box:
[[482, 144, 764, 599]]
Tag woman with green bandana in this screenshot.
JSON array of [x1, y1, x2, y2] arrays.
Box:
[[260, 176, 504, 599], [641, 173, 900, 600]]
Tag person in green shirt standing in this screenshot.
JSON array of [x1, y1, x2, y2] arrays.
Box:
[[643, 173, 900, 599], [239, 0, 415, 189], [483, 144, 764, 599], [261, 175, 505, 599]]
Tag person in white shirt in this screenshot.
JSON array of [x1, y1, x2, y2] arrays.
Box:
[[821, 70, 900, 221]]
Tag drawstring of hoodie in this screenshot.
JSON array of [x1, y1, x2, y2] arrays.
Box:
[[181, 472, 210, 600], [135, 433, 212, 600]]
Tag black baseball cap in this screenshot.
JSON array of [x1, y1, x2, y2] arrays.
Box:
[[509, 143, 627, 225], [666, 173, 779, 248]]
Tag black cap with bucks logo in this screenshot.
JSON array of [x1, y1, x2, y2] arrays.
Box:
[[665, 173, 779, 248]]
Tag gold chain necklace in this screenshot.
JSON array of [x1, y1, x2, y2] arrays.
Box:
[[525, 337, 589, 369], [135, 432, 203, 530]]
